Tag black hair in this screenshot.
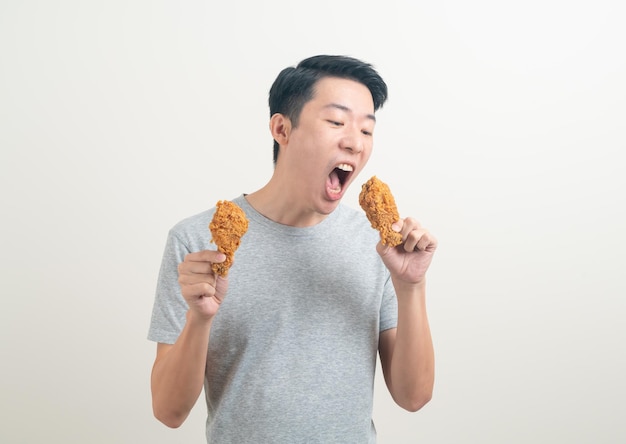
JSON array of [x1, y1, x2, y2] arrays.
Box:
[[268, 55, 388, 164]]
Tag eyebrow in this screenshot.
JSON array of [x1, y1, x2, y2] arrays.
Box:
[[324, 103, 376, 122]]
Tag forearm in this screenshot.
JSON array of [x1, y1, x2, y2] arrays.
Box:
[[151, 311, 212, 428], [389, 279, 435, 411]]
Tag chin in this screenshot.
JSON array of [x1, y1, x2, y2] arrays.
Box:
[[319, 198, 342, 215]]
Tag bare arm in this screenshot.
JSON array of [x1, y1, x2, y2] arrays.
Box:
[[377, 218, 437, 412], [150, 250, 227, 428], [151, 313, 212, 427], [379, 280, 434, 412]]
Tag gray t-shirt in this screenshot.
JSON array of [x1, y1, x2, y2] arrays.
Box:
[[148, 195, 398, 443]]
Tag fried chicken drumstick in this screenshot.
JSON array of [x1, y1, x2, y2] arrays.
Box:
[[209, 200, 249, 277], [359, 176, 403, 247]]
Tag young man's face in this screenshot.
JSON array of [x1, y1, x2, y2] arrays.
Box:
[[282, 76, 376, 215]]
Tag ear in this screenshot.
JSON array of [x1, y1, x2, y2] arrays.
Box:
[[269, 113, 291, 147]]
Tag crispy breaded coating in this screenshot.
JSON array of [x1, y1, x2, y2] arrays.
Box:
[[209, 200, 249, 277], [359, 176, 403, 247]]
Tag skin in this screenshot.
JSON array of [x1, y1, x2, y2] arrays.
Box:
[[151, 77, 437, 427]]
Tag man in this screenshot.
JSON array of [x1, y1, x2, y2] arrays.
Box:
[[148, 55, 437, 443]]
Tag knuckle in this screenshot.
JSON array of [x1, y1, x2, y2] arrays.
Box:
[[201, 282, 215, 296], [408, 217, 421, 228]]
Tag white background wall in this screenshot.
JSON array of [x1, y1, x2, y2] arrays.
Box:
[[1, 1, 624, 443]]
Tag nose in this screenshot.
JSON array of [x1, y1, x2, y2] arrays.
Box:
[[339, 130, 364, 154]]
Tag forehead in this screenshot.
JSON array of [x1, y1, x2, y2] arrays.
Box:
[[308, 77, 375, 113]]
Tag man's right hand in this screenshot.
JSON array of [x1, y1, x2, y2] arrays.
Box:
[[152, 249, 227, 427], [177, 250, 229, 320]]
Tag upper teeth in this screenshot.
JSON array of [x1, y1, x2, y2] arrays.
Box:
[[337, 163, 353, 172]]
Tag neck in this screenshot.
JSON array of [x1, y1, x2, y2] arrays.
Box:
[[245, 173, 332, 228]]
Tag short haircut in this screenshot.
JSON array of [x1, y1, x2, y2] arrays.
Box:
[[268, 55, 388, 164]]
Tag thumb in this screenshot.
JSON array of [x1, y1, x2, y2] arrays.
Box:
[[376, 240, 392, 257], [214, 276, 229, 303]]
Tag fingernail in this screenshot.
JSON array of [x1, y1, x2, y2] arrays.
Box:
[[392, 223, 401, 232]]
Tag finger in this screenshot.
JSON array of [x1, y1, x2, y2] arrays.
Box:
[[399, 216, 421, 232], [393, 217, 422, 238], [392, 217, 419, 250], [178, 260, 215, 276], [179, 271, 217, 287], [181, 281, 216, 301], [179, 250, 227, 276], [184, 250, 227, 263], [414, 231, 438, 253], [403, 228, 425, 252]]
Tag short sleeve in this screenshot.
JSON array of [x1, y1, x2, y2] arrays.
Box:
[[147, 230, 191, 344], [379, 272, 398, 332]]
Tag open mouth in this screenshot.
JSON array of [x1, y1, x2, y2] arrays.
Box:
[[328, 163, 354, 196]]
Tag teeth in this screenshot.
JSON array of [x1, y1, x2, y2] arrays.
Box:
[[337, 163, 353, 172]]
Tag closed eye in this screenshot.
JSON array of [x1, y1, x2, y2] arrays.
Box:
[[362, 129, 373, 136], [327, 120, 343, 127]]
